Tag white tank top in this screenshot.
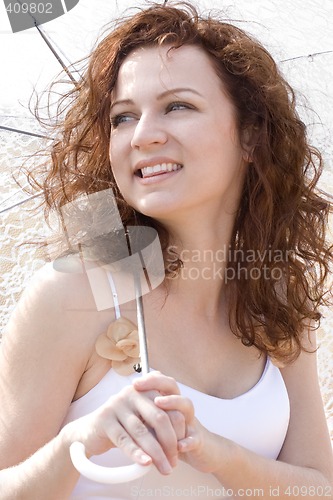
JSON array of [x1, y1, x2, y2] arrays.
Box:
[[61, 358, 290, 499]]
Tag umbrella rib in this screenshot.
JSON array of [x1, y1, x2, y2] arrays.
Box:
[[0, 193, 43, 214], [34, 24, 79, 86], [0, 125, 50, 140], [281, 50, 333, 63], [11, 0, 78, 85]]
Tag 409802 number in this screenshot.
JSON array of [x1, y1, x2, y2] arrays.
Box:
[[284, 485, 332, 497], [6, 3, 53, 14]]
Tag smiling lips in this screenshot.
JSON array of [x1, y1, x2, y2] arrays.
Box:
[[138, 162, 183, 178]]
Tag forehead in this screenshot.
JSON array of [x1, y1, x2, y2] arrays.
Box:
[[113, 44, 222, 96]]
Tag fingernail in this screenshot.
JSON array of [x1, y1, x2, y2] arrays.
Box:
[[141, 455, 152, 465], [134, 451, 151, 465], [161, 462, 173, 475]]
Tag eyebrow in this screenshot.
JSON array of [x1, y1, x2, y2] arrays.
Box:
[[110, 87, 203, 110]]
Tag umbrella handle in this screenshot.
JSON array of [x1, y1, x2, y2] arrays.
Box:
[[70, 441, 151, 483]]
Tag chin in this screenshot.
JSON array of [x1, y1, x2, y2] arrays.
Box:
[[137, 206, 169, 220], [135, 198, 179, 219]]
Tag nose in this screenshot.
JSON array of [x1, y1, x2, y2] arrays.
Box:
[[130, 113, 168, 149]]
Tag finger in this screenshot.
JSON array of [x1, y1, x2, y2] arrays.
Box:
[[178, 435, 199, 453], [106, 411, 174, 475], [166, 409, 186, 441], [154, 395, 195, 423], [133, 371, 181, 396], [112, 389, 179, 472], [104, 418, 152, 466], [100, 391, 175, 474], [135, 402, 179, 469]]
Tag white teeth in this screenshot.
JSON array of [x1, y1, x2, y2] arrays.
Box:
[[140, 163, 181, 178]]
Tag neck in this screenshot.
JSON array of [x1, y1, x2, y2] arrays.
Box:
[[161, 213, 236, 318]]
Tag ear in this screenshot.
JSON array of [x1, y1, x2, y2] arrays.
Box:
[[241, 125, 259, 163]]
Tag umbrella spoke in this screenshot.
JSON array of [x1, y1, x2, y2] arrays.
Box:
[[0, 125, 50, 140], [0, 193, 43, 214], [34, 24, 80, 87]]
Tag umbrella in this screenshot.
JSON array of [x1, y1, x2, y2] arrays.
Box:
[[0, 0, 332, 481]]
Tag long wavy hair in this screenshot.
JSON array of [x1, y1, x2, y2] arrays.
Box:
[[29, 1, 332, 364]]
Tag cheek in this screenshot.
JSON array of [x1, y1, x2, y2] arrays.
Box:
[[109, 139, 123, 179], [109, 131, 132, 170], [109, 143, 132, 202], [108, 135, 117, 163]]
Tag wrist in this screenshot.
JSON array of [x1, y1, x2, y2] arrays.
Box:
[[210, 434, 241, 479], [58, 420, 92, 459]]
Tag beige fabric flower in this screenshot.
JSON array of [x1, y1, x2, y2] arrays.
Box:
[[95, 317, 140, 375]]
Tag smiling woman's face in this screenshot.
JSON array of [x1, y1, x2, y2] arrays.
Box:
[[109, 44, 248, 224]]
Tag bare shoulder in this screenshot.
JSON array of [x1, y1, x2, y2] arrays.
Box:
[[278, 329, 333, 480], [19, 260, 97, 312], [1, 260, 115, 379], [0, 261, 114, 467]]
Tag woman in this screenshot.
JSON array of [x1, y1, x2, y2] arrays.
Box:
[[0, 2, 332, 498]]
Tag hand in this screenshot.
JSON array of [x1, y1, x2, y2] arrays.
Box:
[[134, 372, 221, 474], [65, 372, 186, 475]]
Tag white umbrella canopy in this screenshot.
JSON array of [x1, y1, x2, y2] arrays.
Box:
[[0, 0, 333, 120], [0, 0, 332, 439]]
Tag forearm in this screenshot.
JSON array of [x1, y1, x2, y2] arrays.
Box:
[[0, 427, 79, 500], [213, 438, 333, 500]]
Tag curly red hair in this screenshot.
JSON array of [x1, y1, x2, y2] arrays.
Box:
[[29, 1, 332, 363]]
